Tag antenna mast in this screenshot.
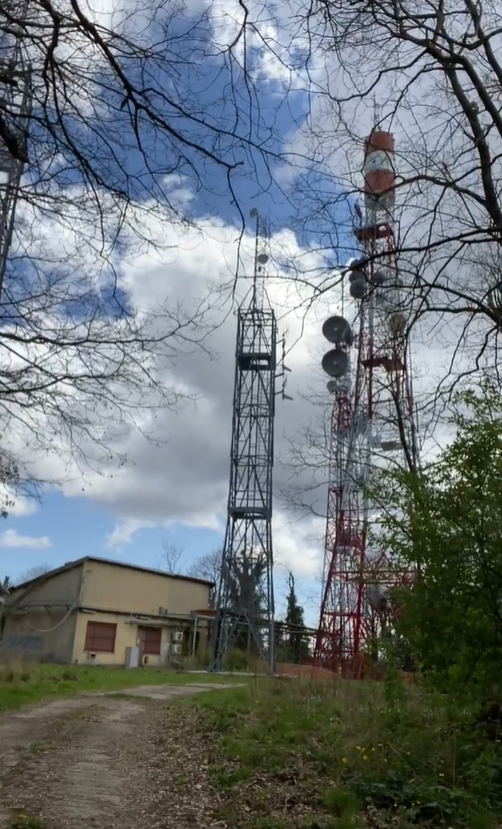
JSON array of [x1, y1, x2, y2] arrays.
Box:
[[210, 210, 278, 673], [315, 127, 418, 677]]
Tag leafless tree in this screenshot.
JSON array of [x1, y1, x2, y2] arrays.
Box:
[[266, 0, 502, 402], [280, 388, 332, 519], [0, 0, 296, 502], [3, 0, 282, 246], [14, 562, 51, 585], [157, 539, 184, 575], [188, 548, 221, 606]]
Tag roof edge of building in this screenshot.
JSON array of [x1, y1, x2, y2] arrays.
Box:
[[9, 555, 215, 593]]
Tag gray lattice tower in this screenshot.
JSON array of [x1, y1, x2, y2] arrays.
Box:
[[0, 0, 32, 296], [210, 220, 278, 673]]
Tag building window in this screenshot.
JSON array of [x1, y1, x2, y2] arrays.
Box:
[[84, 621, 117, 653], [138, 626, 161, 655]]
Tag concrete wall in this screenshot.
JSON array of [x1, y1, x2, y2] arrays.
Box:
[[1, 567, 82, 663], [1, 609, 78, 663], [73, 611, 136, 666], [7, 566, 83, 609], [80, 560, 211, 616], [73, 611, 172, 667]]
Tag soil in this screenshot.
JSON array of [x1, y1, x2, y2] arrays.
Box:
[[0, 683, 235, 829]]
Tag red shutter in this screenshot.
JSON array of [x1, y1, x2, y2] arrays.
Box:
[[84, 621, 117, 653], [139, 626, 161, 655]]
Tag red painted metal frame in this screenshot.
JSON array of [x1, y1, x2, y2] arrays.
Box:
[[315, 169, 414, 676]]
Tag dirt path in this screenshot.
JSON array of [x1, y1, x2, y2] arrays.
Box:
[[0, 684, 233, 829]]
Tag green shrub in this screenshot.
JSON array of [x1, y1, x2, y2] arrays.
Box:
[[323, 787, 360, 818], [225, 648, 249, 671]]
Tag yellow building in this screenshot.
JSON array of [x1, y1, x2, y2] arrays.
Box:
[[1, 557, 215, 666]]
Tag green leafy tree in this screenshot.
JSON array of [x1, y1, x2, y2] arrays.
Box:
[[284, 572, 309, 664], [374, 380, 502, 703], [274, 618, 287, 660]]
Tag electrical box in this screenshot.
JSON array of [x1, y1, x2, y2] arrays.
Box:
[[160, 643, 171, 665], [125, 646, 139, 669]]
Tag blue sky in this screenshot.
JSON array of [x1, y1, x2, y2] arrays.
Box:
[[0, 0, 356, 624], [0, 489, 321, 621], [0, 0, 487, 639], [0, 491, 222, 583]]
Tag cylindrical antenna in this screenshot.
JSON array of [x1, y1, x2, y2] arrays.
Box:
[[250, 208, 269, 309], [250, 208, 259, 306]]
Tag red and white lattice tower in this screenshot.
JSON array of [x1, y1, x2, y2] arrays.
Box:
[[314, 129, 418, 677]]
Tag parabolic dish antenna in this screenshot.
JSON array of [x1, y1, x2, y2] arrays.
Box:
[[322, 348, 349, 378], [322, 315, 353, 346]]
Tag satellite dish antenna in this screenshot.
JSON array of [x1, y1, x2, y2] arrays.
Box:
[[258, 253, 269, 265], [322, 349, 350, 378], [322, 315, 354, 346], [327, 380, 337, 393]]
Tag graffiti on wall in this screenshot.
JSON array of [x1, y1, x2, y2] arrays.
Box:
[[2, 634, 44, 652]]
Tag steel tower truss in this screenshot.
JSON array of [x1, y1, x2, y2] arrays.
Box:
[[315, 130, 418, 676], [210, 223, 277, 673], [0, 0, 31, 293]]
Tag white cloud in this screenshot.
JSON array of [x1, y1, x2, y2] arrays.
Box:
[[0, 489, 38, 518], [105, 519, 153, 549], [0, 529, 51, 549], [1, 193, 349, 580], [273, 511, 324, 579], [5, 199, 334, 508], [1, 111, 471, 593], [3, 185, 460, 594], [207, 0, 316, 89], [0, 0, 488, 628]]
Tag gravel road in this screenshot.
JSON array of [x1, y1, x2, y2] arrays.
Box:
[[0, 684, 232, 829]]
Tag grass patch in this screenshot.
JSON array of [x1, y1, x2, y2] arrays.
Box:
[[192, 674, 502, 828], [0, 662, 248, 711], [11, 815, 47, 829], [29, 741, 49, 754]]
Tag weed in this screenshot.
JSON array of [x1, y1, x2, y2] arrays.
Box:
[[197, 678, 502, 828], [60, 670, 78, 681], [323, 788, 360, 818], [11, 815, 46, 829], [215, 767, 253, 787], [29, 742, 48, 754]]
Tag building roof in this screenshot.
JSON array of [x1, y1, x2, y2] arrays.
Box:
[[10, 555, 215, 592]]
